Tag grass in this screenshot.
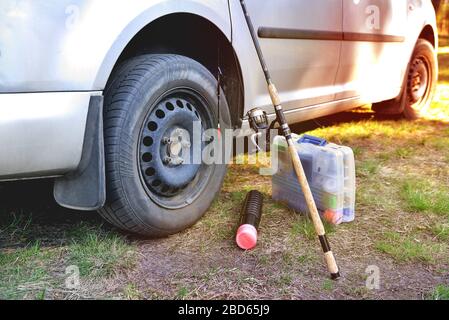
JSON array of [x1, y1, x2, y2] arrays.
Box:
[[0, 242, 54, 299], [310, 120, 430, 145], [322, 279, 334, 292], [67, 223, 136, 278], [123, 283, 142, 300], [0, 219, 136, 299], [394, 147, 415, 159], [426, 136, 449, 151], [176, 286, 193, 300], [290, 217, 335, 241], [357, 159, 381, 177], [431, 223, 449, 241], [428, 285, 449, 300], [278, 274, 293, 286], [401, 180, 449, 216], [375, 232, 446, 264]]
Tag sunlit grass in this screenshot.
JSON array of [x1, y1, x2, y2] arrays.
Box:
[[427, 84, 449, 119], [309, 120, 430, 145]]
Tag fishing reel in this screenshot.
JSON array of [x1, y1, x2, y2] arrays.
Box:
[[248, 108, 269, 132], [247, 108, 276, 152]]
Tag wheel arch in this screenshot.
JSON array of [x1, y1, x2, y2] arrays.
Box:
[[418, 24, 436, 48], [95, 11, 245, 128]]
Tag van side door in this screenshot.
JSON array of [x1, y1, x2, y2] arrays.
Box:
[[242, 0, 343, 111], [335, 0, 408, 103]]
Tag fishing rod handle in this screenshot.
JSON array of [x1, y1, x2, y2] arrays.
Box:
[[287, 141, 325, 235], [268, 83, 281, 107], [287, 139, 340, 278]]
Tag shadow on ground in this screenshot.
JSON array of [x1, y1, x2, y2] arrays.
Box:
[[0, 108, 410, 248], [0, 179, 105, 249]]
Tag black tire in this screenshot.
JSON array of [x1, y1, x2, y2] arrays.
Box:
[[99, 54, 231, 237], [372, 39, 437, 119]]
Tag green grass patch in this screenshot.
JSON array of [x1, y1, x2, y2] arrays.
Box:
[[278, 274, 293, 286], [377, 152, 392, 162], [67, 223, 136, 278], [357, 159, 381, 178], [356, 180, 397, 211], [0, 241, 55, 299], [176, 286, 190, 300], [229, 191, 247, 203], [428, 285, 449, 300], [322, 279, 334, 291], [0, 213, 33, 243], [290, 217, 335, 241], [281, 252, 294, 266], [202, 195, 240, 240], [352, 146, 364, 157], [375, 232, 445, 264], [296, 253, 316, 264], [123, 283, 142, 300], [425, 137, 449, 151], [431, 223, 449, 241], [375, 147, 415, 161], [401, 180, 449, 216], [394, 147, 415, 159]]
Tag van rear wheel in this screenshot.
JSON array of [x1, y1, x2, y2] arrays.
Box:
[[372, 39, 437, 120], [98, 54, 230, 237]]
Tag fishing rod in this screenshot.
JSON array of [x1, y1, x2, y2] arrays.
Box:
[[240, 0, 340, 280]]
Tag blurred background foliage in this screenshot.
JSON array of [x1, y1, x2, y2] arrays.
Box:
[[433, 0, 449, 36]]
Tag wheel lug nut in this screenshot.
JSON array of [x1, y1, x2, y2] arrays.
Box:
[[163, 157, 172, 165]]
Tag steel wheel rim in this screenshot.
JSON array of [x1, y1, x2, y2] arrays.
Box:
[[137, 88, 216, 209], [408, 55, 431, 106]]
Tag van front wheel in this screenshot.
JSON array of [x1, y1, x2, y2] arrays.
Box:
[[98, 54, 230, 237]]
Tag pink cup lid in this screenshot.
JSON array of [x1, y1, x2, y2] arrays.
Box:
[[236, 224, 258, 250]]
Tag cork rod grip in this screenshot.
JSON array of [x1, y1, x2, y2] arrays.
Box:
[[268, 83, 281, 107], [288, 142, 340, 277], [287, 143, 325, 235]]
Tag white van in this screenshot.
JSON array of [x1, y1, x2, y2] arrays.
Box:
[[0, 1, 438, 235]]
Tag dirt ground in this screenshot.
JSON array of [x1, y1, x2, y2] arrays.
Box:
[[1, 38, 448, 300]]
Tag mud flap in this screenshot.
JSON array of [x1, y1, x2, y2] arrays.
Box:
[[54, 95, 106, 211]]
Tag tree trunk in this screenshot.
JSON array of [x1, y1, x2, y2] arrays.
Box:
[[436, 0, 449, 36], [433, 0, 443, 12]]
